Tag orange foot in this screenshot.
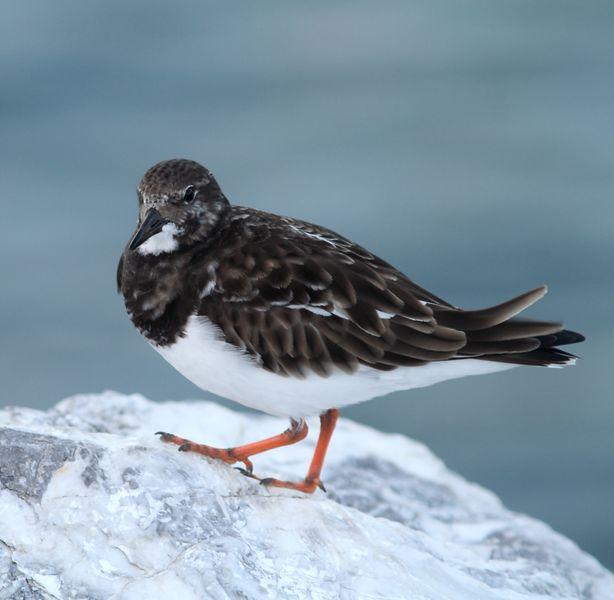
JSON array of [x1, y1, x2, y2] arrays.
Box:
[[256, 409, 338, 493], [156, 418, 308, 475], [157, 408, 339, 495], [259, 476, 327, 493]]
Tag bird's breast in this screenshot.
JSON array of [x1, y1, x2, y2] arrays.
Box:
[[120, 251, 198, 346]]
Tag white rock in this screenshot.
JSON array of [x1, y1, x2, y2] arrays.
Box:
[[0, 391, 611, 600]]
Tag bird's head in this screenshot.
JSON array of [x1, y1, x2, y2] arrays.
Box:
[[128, 159, 230, 255]]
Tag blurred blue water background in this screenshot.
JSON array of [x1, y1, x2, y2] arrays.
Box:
[[1, 0, 613, 568]]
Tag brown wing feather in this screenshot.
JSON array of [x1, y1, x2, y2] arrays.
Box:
[[433, 286, 547, 331], [466, 318, 564, 342], [195, 209, 582, 377]]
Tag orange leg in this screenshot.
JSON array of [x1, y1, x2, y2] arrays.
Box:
[[156, 418, 308, 474], [259, 408, 339, 494]]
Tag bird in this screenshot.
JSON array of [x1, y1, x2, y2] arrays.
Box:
[[117, 158, 585, 493]]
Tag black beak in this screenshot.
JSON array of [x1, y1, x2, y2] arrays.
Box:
[[129, 209, 169, 251]]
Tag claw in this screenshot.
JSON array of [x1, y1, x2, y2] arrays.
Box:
[[259, 478, 274, 487], [178, 443, 190, 452], [318, 480, 327, 492], [234, 466, 258, 479], [156, 431, 177, 443]]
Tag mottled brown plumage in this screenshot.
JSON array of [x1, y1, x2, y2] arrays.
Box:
[[117, 158, 585, 493], [118, 161, 583, 378], [186, 208, 581, 378]]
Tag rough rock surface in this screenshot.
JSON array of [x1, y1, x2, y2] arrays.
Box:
[[0, 392, 611, 600]]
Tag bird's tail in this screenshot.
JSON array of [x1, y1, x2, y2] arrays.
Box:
[[433, 285, 585, 367]]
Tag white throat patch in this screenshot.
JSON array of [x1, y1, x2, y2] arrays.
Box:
[[137, 223, 181, 256]]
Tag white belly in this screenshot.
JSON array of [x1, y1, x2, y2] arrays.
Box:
[[152, 316, 515, 418]]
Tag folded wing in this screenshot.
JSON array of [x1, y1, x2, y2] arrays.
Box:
[[196, 213, 583, 377]]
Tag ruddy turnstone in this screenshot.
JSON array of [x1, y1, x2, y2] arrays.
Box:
[[117, 158, 585, 493]]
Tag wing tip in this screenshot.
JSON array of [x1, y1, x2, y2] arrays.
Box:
[[525, 284, 548, 304]]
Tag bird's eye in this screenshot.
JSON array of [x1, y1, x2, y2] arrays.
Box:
[[183, 185, 196, 202]]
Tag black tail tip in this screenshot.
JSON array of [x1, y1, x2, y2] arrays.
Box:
[[560, 330, 585, 345], [537, 329, 586, 348]]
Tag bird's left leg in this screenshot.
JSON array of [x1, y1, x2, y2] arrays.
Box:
[[156, 418, 308, 474], [259, 408, 339, 494]]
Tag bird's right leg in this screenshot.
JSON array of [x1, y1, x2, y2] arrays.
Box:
[[156, 418, 308, 474]]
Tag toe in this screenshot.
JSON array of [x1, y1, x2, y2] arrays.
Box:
[[234, 466, 259, 480], [156, 431, 185, 445], [258, 477, 321, 494], [241, 458, 254, 474]]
